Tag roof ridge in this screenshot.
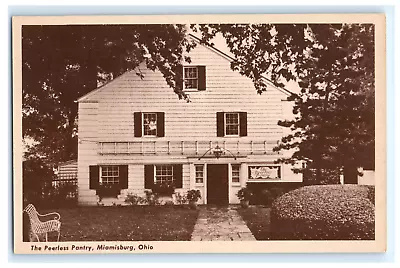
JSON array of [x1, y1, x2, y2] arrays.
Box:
[[77, 32, 295, 102]]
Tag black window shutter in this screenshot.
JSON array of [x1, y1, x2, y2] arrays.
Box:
[[173, 164, 183, 188], [216, 112, 225, 137], [144, 165, 154, 189], [119, 165, 129, 189], [239, 112, 247, 137], [89, 165, 99, 189], [277, 166, 281, 178], [156, 112, 165, 137], [176, 64, 183, 92], [197, 66, 206, 90], [134, 112, 142, 137]]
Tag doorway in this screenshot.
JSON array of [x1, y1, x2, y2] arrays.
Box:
[[207, 164, 229, 205]]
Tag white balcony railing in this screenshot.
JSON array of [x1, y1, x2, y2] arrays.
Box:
[[98, 140, 279, 156]]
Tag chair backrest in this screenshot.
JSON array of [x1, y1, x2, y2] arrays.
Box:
[[23, 204, 40, 226]]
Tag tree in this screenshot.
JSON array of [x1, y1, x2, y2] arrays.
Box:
[[193, 24, 374, 183], [23, 24, 375, 185], [23, 25, 196, 168]]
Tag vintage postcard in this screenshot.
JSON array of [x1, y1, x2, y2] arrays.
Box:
[[12, 14, 386, 254]]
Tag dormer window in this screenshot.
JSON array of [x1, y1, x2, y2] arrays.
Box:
[[183, 66, 206, 91]]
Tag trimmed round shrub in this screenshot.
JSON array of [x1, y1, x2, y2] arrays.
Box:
[[271, 185, 375, 240], [364, 185, 375, 205]]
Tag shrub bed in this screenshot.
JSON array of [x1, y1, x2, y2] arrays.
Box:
[[25, 183, 78, 209], [270, 185, 375, 240]]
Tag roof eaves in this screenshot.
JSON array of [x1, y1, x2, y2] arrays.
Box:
[[76, 70, 132, 102], [77, 33, 296, 102]]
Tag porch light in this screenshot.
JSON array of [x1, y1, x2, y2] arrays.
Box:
[[213, 145, 223, 159]]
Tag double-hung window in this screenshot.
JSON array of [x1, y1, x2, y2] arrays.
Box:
[[225, 112, 240, 136], [231, 164, 240, 183], [182, 66, 206, 91], [134, 112, 164, 138], [217, 112, 247, 137], [184, 67, 198, 90], [155, 165, 174, 184], [100, 166, 119, 185], [195, 165, 204, 184], [143, 112, 157, 137]]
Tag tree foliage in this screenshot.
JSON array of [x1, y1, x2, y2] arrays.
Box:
[[22, 24, 195, 167], [22, 23, 375, 185], [193, 24, 374, 182]]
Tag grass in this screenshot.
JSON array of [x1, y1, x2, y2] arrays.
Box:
[[41, 206, 199, 241], [237, 206, 272, 240]]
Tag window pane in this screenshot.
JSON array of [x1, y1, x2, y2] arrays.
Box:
[[226, 113, 238, 124], [226, 125, 239, 135], [184, 78, 198, 89]]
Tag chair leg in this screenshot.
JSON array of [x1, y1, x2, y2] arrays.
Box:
[[45, 233, 48, 242], [34, 234, 40, 242], [57, 230, 60, 242]]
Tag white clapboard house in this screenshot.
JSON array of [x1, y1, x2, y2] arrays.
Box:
[[76, 34, 302, 206]]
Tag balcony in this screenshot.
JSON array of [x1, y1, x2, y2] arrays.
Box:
[[98, 140, 279, 156]]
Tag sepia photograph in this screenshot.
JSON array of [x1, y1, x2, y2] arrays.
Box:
[[12, 14, 386, 254]]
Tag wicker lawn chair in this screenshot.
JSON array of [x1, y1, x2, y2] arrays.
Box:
[[23, 204, 61, 242]]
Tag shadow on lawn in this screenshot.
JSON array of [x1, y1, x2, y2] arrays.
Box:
[[42, 206, 199, 241], [237, 206, 272, 240]]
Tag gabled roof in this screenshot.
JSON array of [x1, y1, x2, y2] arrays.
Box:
[[188, 34, 294, 97], [77, 33, 294, 102]]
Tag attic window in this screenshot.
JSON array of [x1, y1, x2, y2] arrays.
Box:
[[183, 66, 206, 91], [184, 67, 198, 89]]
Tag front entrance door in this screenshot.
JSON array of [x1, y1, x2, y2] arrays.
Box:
[[207, 164, 229, 205]]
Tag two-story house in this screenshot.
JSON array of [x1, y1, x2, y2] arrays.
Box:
[[76, 34, 302, 206]]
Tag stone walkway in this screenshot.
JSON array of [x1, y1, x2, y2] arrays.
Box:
[[191, 206, 256, 241]]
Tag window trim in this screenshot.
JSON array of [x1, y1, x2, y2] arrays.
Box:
[[99, 165, 120, 185], [142, 112, 158, 137], [154, 165, 174, 184], [224, 112, 240, 137], [183, 66, 199, 91], [195, 164, 204, 184]]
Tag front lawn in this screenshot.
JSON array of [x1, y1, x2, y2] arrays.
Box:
[[41, 206, 199, 241], [237, 206, 271, 240]]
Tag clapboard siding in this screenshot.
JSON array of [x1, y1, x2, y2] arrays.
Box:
[[77, 102, 99, 205], [80, 43, 287, 143]]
